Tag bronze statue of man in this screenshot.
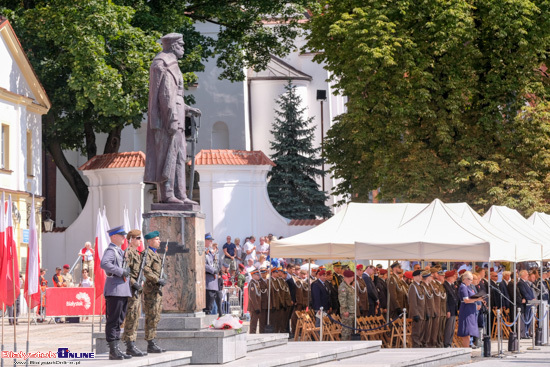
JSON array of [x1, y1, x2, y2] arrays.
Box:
[[144, 33, 201, 204]]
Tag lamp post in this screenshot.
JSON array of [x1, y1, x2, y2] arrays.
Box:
[[316, 90, 327, 192], [41, 209, 55, 232]]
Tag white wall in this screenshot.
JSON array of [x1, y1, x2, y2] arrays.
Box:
[[196, 163, 316, 241], [43, 166, 146, 273]]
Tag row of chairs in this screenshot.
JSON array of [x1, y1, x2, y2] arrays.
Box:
[[293, 310, 412, 347]]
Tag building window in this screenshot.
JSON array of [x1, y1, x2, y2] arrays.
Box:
[[212, 121, 229, 149], [1, 124, 9, 170]]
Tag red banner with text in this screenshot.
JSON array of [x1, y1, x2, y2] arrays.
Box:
[[45, 287, 105, 316]]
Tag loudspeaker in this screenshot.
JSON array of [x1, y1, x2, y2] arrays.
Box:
[[316, 90, 327, 101]]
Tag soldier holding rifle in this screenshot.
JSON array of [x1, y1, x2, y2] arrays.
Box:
[[121, 229, 147, 357], [143, 231, 168, 353]]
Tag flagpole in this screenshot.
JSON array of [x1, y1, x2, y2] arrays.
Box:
[[91, 285, 96, 352], [11, 249, 17, 365], [99, 295, 103, 333], [12, 248, 17, 356], [1, 304, 4, 367], [25, 294, 30, 367]]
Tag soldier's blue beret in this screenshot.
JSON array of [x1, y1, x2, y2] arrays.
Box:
[[144, 231, 160, 240], [107, 225, 127, 237]]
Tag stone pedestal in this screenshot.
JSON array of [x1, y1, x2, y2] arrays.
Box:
[[143, 210, 206, 313]]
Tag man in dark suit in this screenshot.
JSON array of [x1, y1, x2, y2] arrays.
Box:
[[518, 270, 535, 338], [490, 270, 502, 309], [499, 271, 512, 310], [363, 266, 379, 316], [311, 270, 331, 315], [443, 270, 459, 348]]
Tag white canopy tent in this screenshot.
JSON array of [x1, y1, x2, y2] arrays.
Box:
[[354, 199, 517, 262], [528, 212, 550, 259], [270, 202, 426, 259], [448, 203, 542, 262], [483, 206, 549, 260]]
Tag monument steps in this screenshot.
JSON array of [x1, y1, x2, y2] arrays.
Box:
[[196, 340, 381, 367], [246, 333, 290, 352], [318, 347, 472, 367], [76, 350, 192, 367]]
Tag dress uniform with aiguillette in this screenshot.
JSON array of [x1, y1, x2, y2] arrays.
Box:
[[408, 270, 426, 348], [143, 231, 167, 353], [248, 269, 263, 333], [101, 225, 132, 360]]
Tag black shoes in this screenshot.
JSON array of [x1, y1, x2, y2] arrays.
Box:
[[126, 341, 147, 357], [147, 339, 166, 353], [108, 341, 132, 360]]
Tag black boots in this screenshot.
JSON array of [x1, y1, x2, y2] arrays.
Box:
[[108, 341, 132, 360], [126, 341, 147, 357], [147, 339, 166, 353]]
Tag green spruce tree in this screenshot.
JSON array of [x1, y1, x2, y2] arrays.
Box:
[[268, 81, 331, 219]]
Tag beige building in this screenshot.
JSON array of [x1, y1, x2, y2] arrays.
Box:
[[0, 17, 50, 274]]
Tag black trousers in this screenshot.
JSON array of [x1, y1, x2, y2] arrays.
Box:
[[105, 296, 128, 342]]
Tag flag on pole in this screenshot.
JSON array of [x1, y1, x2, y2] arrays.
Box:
[[121, 207, 130, 251], [133, 209, 145, 253], [24, 196, 40, 309], [0, 193, 6, 308], [0, 195, 21, 306], [93, 209, 108, 299]]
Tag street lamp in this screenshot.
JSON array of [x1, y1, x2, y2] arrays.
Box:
[[316, 90, 327, 192], [42, 209, 55, 232]]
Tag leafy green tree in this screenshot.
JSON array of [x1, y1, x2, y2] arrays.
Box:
[[1, 0, 312, 207], [268, 81, 331, 219], [306, 0, 550, 215]]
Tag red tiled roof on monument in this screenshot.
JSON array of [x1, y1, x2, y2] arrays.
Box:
[[194, 150, 275, 166], [289, 219, 327, 226], [79, 151, 146, 170]]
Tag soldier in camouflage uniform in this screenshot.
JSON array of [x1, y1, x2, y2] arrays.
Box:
[[338, 270, 358, 341], [142, 231, 167, 353], [122, 229, 147, 357]]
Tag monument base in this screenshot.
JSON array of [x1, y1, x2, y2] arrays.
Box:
[[151, 202, 201, 211], [95, 325, 248, 364]]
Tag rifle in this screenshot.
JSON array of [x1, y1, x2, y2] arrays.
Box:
[[159, 240, 168, 295], [132, 248, 148, 298], [121, 248, 129, 282]]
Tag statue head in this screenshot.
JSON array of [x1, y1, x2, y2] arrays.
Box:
[[161, 33, 184, 58]]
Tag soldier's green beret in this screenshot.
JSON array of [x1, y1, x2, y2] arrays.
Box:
[[144, 231, 160, 240]]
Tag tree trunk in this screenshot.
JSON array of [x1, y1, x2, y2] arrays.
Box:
[[46, 138, 89, 208], [103, 126, 122, 154], [84, 120, 97, 160]]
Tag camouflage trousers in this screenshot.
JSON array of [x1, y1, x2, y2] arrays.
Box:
[[144, 291, 162, 341], [122, 296, 141, 342], [341, 314, 355, 341]]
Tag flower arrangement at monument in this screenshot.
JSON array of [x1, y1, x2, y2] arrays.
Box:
[[210, 315, 243, 332]]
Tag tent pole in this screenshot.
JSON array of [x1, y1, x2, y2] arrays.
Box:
[[513, 262, 517, 334], [307, 259, 311, 313], [488, 262, 492, 347], [387, 260, 390, 324], [354, 257, 357, 331], [540, 258, 543, 333], [267, 263, 271, 325]]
